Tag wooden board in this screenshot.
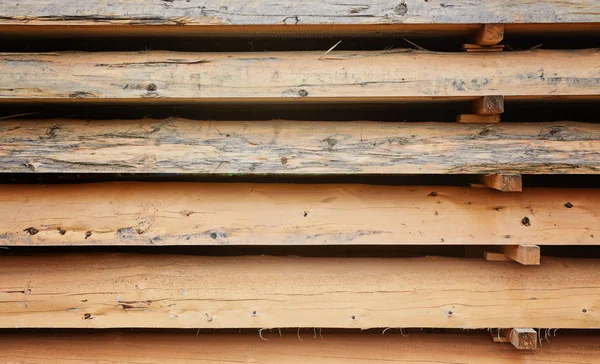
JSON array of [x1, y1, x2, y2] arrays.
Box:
[[0, 183, 598, 246], [1, 120, 598, 174], [1, 1, 599, 27], [2, 331, 600, 363], [1, 254, 599, 328], [1, 49, 599, 102]]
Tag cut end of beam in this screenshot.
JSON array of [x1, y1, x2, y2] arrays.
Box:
[[475, 24, 505, 46], [456, 114, 501, 124], [481, 174, 522, 192], [502, 245, 541, 265], [507, 328, 538, 350], [474, 96, 505, 115]]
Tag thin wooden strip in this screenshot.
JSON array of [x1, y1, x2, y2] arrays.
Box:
[[0, 49, 599, 101], [1, 1, 599, 26], [0, 183, 597, 246], [1, 120, 598, 175], [0, 254, 598, 328], [2, 331, 600, 363]]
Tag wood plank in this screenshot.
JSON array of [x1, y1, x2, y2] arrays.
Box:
[[507, 328, 538, 349], [0, 1, 598, 28], [481, 174, 523, 192], [1, 119, 598, 174], [0, 183, 598, 246], [0, 49, 599, 102], [2, 331, 599, 363], [0, 254, 599, 328], [502, 245, 541, 265]]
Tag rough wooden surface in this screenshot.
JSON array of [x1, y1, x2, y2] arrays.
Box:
[[1, 119, 598, 175], [1, 49, 599, 101], [1, 1, 599, 27], [0, 254, 598, 329], [2, 331, 600, 363], [0, 183, 597, 246]]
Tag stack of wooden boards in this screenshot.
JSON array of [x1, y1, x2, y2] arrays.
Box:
[[0, 1, 599, 362]]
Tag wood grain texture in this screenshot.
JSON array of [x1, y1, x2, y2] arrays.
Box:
[[0, 183, 598, 246], [2, 331, 600, 364], [1, 1, 599, 27], [1, 49, 599, 101], [0, 254, 598, 329], [1, 119, 598, 175]]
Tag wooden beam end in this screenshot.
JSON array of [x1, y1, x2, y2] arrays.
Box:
[[507, 328, 538, 350], [475, 24, 505, 46], [502, 245, 541, 265], [481, 174, 522, 192], [475, 95, 505, 115]]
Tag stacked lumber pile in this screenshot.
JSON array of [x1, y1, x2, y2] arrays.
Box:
[[0, 1, 599, 362]]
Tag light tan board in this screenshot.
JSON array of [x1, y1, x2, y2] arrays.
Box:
[[0, 255, 598, 328], [1, 1, 599, 26], [2, 332, 600, 363], [0, 183, 597, 246], [1, 120, 598, 174], [1, 50, 599, 101]]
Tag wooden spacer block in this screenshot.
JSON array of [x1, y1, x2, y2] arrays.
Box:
[[502, 245, 541, 265], [463, 44, 505, 52], [480, 174, 522, 192], [484, 250, 510, 261], [506, 328, 538, 350], [475, 24, 505, 46], [474, 96, 504, 115], [456, 114, 501, 124]]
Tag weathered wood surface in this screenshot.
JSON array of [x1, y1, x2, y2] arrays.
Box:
[[1, 49, 599, 101], [1, 1, 599, 27], [2, 119, 598, 174], [2, 332, 600, 364], [0, 183, 597, 246], [1, 254, 598, 328]]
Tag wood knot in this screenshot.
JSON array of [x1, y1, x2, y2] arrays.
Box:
[[23, 227, 39, 235]]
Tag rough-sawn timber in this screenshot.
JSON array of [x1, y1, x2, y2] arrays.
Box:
[[0, 1, 598, 26], [1, 332, 600, 363], [0, 183, 597, 246], [1, 49, 599, 101], [1, 119, 598, 174], [0, 255, 598, 329]]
